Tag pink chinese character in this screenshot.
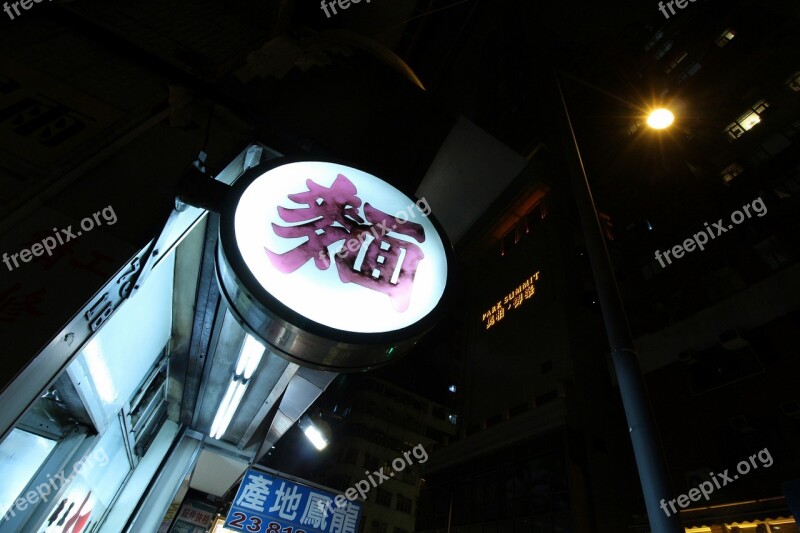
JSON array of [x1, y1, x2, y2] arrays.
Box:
[[265, 174, 426, 312], [265, 174, 367, 273], [335, 204, 425, 312]]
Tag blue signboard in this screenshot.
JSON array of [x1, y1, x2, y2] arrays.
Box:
[[225, 469, 362, 533]]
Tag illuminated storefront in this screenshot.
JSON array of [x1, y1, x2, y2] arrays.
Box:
[[0, 145, 453, 532]]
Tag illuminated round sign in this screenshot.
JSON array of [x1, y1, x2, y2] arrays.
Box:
[[216, 159, 453, 372]]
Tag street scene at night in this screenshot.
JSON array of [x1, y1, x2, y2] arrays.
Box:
[[1, 0, 799, 532]]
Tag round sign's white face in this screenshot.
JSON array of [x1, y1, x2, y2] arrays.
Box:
[[234, 162, 448, 334]]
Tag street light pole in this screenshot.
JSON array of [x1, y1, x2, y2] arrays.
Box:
[[553, 73, 684, 533]]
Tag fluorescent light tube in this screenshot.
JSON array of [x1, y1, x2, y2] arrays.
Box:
[[243, 350, 263, 380], [236, 334, 265, 377], [210, 381, 238, 439], [214, 381, 247, 439]]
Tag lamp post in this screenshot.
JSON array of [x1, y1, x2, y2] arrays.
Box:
[[553, 73, 684, 533]]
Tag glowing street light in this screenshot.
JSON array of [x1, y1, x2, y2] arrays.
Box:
[[647, 108, 675, 129], [298, 415, 330, 451]]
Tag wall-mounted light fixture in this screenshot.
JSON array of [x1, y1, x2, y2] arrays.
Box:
[[298, 415, 330, 451]]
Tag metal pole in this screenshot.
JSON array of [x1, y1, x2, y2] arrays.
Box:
[[446, 492, 453, 533], [554, 73, 684, 533]]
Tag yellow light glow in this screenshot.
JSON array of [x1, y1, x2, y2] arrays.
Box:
[[646, 108, 675, 129]]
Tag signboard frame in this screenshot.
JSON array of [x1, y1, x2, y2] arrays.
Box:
[[216, 157, 454, 372], [224, 466, 362, 533]]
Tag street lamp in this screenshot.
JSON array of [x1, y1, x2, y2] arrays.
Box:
[[647, 108, 675, 130], [554, 73, 684, 533]]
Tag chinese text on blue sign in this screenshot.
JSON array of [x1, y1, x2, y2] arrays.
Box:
[[225, 469, 362, 533]]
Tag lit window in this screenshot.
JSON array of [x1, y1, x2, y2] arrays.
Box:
[[786, 71, 800, 92], [725, 100, 770, 139], [720, 163, 744, 184], [739, 111, 761, 130], [725, 122, 745, 139], [752, 100, 769, 114], [716, 28, 736, 47]]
